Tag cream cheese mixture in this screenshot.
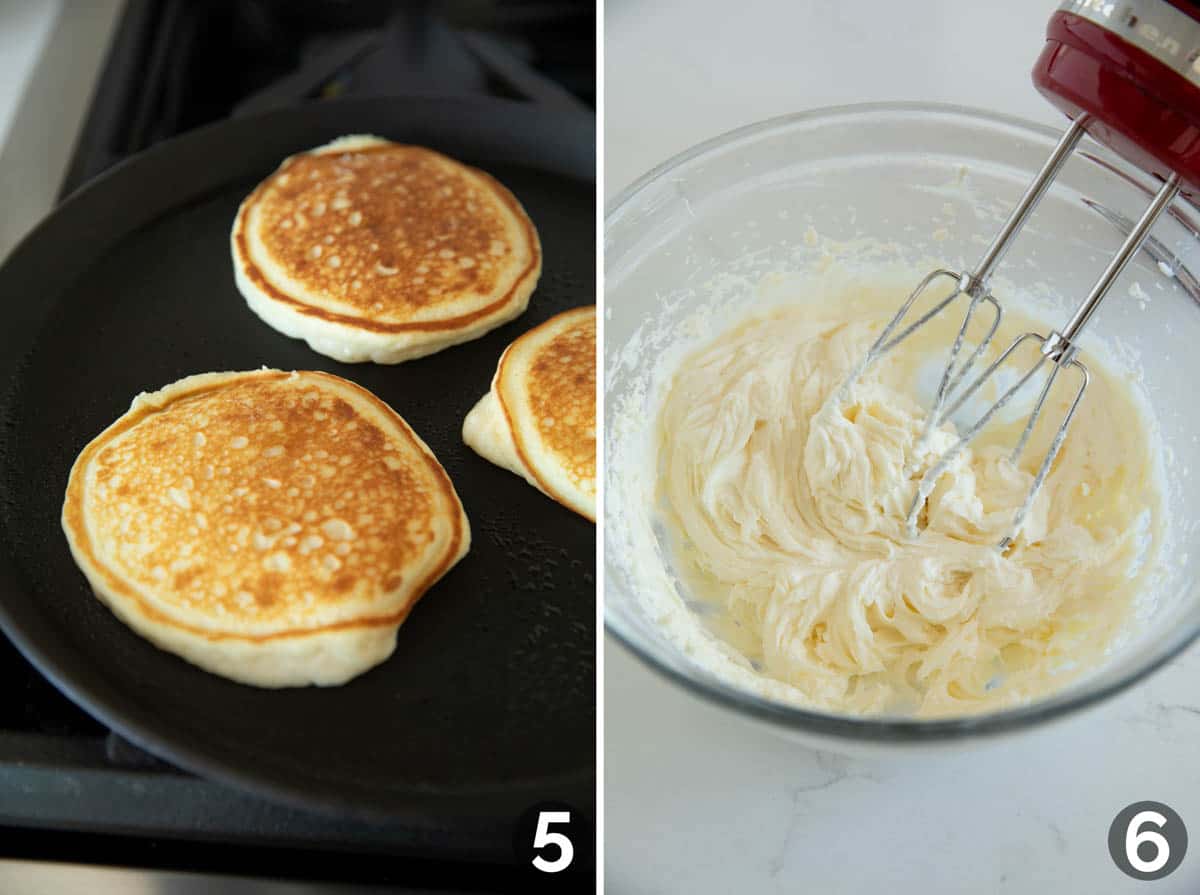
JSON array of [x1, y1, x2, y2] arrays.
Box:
[[656, 282, 1162, 717]]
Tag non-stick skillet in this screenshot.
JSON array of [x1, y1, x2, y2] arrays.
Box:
[[0, 96, 594, 858]]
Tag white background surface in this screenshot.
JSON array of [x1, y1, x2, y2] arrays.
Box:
[[604, 1, 1200, 892], [0, 0, 122, 260], [0, 1, 59, 150]]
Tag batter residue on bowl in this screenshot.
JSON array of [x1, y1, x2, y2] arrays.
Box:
[[656, 281, 1163, 717]]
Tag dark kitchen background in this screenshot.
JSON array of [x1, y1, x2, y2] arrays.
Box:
[[65, 0, 594, 194]]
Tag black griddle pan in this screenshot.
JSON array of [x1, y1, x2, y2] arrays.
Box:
[[0, 97, 595, 859]]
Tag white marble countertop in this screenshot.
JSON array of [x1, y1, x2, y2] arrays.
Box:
[[604, 1, 1200, 891]]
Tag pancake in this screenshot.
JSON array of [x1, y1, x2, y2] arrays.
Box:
[[231, 135, 542, 364], [61, 369, 470, 687], [463, 306, 595, 521]]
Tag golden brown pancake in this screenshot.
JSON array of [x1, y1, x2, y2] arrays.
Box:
[[231, 135, 542, 364], [463, 306, 596, 521], [61, 370, 470, 687]]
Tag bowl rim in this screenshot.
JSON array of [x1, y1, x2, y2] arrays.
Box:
[[607, 100, 1076, 220], [603, 99, 1200, 742]]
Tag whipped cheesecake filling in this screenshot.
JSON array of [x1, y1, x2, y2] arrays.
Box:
[[656, 290, 1161, 716]]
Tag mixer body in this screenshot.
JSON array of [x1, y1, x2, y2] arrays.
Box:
[[1034, 0, 1200, 196]]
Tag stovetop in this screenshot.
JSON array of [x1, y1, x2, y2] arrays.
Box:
[[63, 0, 593, 195], [0, 0, 593, 884]]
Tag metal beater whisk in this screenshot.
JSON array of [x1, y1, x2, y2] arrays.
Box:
[[846, 0, 1200, 548], [853, 114, 1182, 550]]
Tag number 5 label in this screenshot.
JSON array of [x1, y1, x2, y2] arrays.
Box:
[[532, 810, 574, 873], [1109, 801, 1188, 880]]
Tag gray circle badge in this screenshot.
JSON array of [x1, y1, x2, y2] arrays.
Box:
[[1108, 801, 1187, 881]]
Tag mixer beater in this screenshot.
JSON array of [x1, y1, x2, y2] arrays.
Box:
[[857, 0, 1200, 549]]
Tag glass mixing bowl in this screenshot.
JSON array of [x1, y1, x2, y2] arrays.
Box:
[[604, 102, 1200, 747]]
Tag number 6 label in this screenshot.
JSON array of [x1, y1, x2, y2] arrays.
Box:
[[1109, 801, 1188, 880], [532, 810, 574, 873], [1127, 810, 1170, 873]]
